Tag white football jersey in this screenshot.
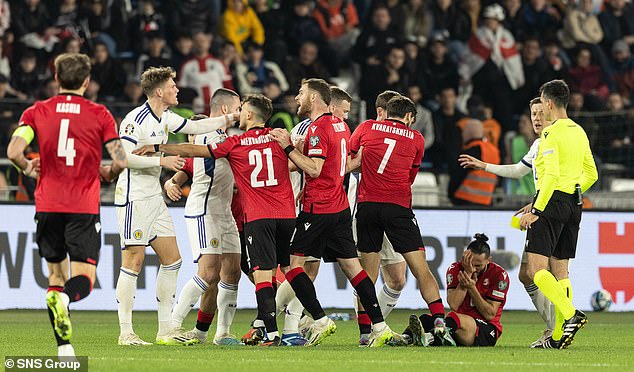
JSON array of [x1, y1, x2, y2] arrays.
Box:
[[115, 102, 190, 206], [290, 119, 313, 208], [184, 129, 235, 217], [520, 138, 540, 185]]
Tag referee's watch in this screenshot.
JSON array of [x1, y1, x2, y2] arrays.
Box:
[[531, 208, 542, 216]]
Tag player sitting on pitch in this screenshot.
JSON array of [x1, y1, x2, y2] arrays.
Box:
[[392, 234, 509, 347]]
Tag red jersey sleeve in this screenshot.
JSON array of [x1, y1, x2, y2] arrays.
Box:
[[413, 133, 425, 168], [349, 122, 366, 154], [209, 135, 237, 158], [487, 269, 510, 302], [18, 105, 37, 130], [99, 106, 119, 143], [306, 124, 329, 159], [446, 262, 462, 289], [182, 158, 194, 179]]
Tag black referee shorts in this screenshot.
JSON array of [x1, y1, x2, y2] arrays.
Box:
[[355, 202, 425, 255], [243, 218, 294, 271], [525, 191, 582, 259], [290, 209, 357, 262], [35, 212, 101, 265]]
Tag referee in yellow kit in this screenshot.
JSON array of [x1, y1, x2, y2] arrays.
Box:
[[519, 80, 598, 349]]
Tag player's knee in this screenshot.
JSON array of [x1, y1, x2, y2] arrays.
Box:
[[198, 268, 220, 286], [518, 267, 532, 286], [385, 276, 406, 291]]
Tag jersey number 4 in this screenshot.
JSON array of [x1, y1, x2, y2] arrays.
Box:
[[377, 138, 396, 174], [249, 148, 278, 188], [57, 119, 76, 166]]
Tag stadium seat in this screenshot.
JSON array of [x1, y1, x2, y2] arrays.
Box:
[[411, 172, 439, 207], [609, 178, 634, 192]]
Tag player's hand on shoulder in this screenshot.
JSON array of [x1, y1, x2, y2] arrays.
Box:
[[161, 155, 185, 172], [132, 145, 156, 156], [164, 180, 183, 201], [458, 154, 485, 170], [269, 128, 291, 147]]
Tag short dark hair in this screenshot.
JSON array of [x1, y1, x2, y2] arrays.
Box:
[[243, 94, 273, 122], [375, 90, 400, 109], [529, 97, 541, 109], [54, 53, 91, 90], [540, 80, 569, 109], [302, 78, 331, 105], [210, 88, 240, 112], [467, 233, 491, 258], [386, 96, 417, 119], [330, 86, 352, 104]]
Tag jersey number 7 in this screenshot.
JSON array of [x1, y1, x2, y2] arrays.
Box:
[[377, 138, 396, 174], [58, 119, 76, 166]]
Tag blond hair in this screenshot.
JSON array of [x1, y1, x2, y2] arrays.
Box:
[[141, 66, 176, 97]]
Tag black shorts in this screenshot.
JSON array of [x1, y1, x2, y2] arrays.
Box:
[[474, 318, 498, 346], [35, 212, 101, 265], [356, 202, 425, 255], [239, 230, 250, 275], [291, 209, 357, 262], [525, 191, 582, 259], [243, 218, 294, 271]]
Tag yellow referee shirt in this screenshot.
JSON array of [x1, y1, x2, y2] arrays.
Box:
[[533, 118, 598, 212]]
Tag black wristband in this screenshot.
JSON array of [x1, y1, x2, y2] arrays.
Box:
[[284, 144, 295, 156], [531, 208, 542, 216], [154, 144, 160, 152]]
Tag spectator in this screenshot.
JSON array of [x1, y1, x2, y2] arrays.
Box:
[[611, 39, 634, 104], [285, 41, 330, 94], [136, 32, 172, 77], [220, 41, 240, 90], [221, 0, 265, 57], [80, 0, 129, 54], [543, 39, 571, 79], [51, 0, 82, 39], [11, 51, 48, 98], [235, 42, 289, 94], [403, 0, 433, 47], [285, 0, 324, 56], [568, 90, 586, 117], [170, 33, 193, 72], [269, 92, 300, 131], [406, 84, 435, 149], [11, 0, 58, 54], [429, 86, 465, 169], [264, 78, 296, 130], [419, 30, 459, 108], [430, 0, 471, 44], [383, 0, 407, 35], [558, 0, 603, 49], [459, 3, 523, 131], [462, 0, 481, 34], [514, 38, 553, 115], [313, 0, 360, 72], [457, 95, 502, 149], [0, 41, 9, 79], [178, 31, 234, 114], [91, 41, 126, 101], [598, 0, 634, 53], [360, 45, 410, 118], [509, 113, 537, 195], [569, 47, 609, 110], [129, 0, 166, 54], [503, 0, 523, 36], [0, 0, 9, 39], [163, 0, 216, 43], [352, 5, 403, 71], [516, 0, 562, 42], [403, 40, 420, 79], [597, 92, 633, 164], [36, 77, 59, 100], [253, 0, 288, 66], [123, 80, 144, 105]]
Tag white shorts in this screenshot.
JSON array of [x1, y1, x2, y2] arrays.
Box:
[[185, 213, 240, 262], [116, 196, 175, 248], [352, 217, 405, 266]]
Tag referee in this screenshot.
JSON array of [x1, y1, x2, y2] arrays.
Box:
[[519, 80, 598, 349]]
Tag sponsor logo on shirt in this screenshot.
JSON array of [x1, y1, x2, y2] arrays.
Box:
[[308, 149, 323, 156], [492, 289, 505, 298]]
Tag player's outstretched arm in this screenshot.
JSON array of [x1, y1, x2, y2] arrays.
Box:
[[7, 127, 39, 178], [134, 143, 212, 158], [101, 139, 128, 182], [459, 154, 531, 179], [269, 128, 324, 178], [175, 113, 240, 135]]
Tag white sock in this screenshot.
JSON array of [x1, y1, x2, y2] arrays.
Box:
[[525, 283, 555, 331], [315, 316, 329, 326], [216, 281, 239, 337], [156, 259, 182, 336], [377, 284, 401, 319], [267, 331, 279, 340], [172, 275, 208, 329], [253, 319, 265, 328], [116, 268, 138, 335], [372, 321, 387, 333], [283, 298, 304, 334], [57, 344, 75, 357], [352, 290, 359, 314], [59, 292, 70, 309], [275, 280, 295, 315]]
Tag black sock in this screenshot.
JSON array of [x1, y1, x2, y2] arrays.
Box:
[[420, 314, 434, 332], [47, 305, 70, 346], [445, 315, 458, 330], [357, 310, 372, 335], [351, 271, 384, 324], [286, 268, 326, 320], [255, 282, 277, 336], [63, 275, 92, 303]]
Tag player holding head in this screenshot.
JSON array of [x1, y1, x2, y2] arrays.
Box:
[[459, 97, 556, 347], [350, 95, 454, 346], [396, 234, 510, 347], [133, 94, 296, 346], [520, 79, 598, 348], [7, 53, 128, 357], [160, 89, 244, 345], [269, 78, 395, 347], [114, 66, 239, 346]]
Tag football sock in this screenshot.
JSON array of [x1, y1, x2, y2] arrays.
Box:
[[47, 287, 70, 347], [285, 267, 326, 320], [445, 311, 461, 332], [533, 270, 576, 324], [525, 283, 555, 330], [116, 267, 138, 335], [196, 310, 214, 333], [216, 281, 238, 337], [57, 344, 75, 357], [283, 297, 303, 334], [172, 275, 208, 329], [553, 278, 573, 341], [419, 314, 434, 332], [351, 271, 384, 324], [156, 259, 182, 336], [255, 282, 278, 337], [428, 299, 445, 319], [272, 276, 278, 291], [253, 319, 265, 328], [377, 283, 401, 318], [63, 274, 92, 304], [275, 280, 295, 315], [357, 310, 372, 335]]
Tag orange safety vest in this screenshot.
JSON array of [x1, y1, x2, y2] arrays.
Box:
[[454, 140, 500, 205]]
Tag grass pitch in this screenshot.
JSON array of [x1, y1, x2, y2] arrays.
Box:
[[1, 309, 632, 371]]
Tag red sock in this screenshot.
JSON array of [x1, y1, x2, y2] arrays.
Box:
[[47, 286, 63, 292], [357, 311, 371, 335], [196, 310, 214, 332], [428, 299, 445, 317]]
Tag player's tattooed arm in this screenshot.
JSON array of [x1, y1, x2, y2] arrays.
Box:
[[101, 139, 129, 182], [133, 143, 211, 158], [7, 135, 39, 178]]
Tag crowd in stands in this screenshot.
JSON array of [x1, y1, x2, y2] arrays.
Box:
[[1, 0, 634, 199]]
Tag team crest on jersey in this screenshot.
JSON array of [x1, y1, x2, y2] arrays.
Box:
[[211, 238, 219, 248], [498, 280, 508, 290], [447, 274, 453, 285], [483, 278, 489, 286], [133, 230, 143, 240], [309, 136, 320, 146], [124, 123, 135, 135]]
